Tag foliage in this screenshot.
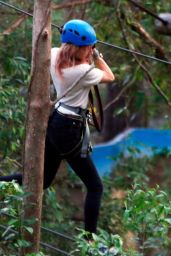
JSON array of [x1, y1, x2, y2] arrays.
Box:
[[123, 184, 171, 255], [42, 187, 64, 224], [0, 181, 46, 255], [111, 147, 152, 189], [98, 147, 153, 233], [1, 153, 171, 255], [42, 186, 77, 231], [97, 150, 171, 255], [26, 253, 45, 256], [0, 56, 29, 170], [0, 181, 34, 255], [99, 177, 126, 234], [71, 229, 125, 256], [41, 187, 75, 254]]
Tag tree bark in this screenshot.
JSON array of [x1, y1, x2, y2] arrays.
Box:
[[22, 0, 51, 254]]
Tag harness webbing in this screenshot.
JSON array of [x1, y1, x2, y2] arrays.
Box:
[[89, 85, 104, 132], [53, 65, 102, 158]]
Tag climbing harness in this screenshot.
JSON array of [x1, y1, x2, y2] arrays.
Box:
[[56, 102, 91, 158], [52, 64, 103, 158]]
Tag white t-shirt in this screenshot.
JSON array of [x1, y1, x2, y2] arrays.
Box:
[[50, 47, 103, 110]]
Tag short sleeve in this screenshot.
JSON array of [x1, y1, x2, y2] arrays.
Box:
[[83, 67, 103, 87], [50, 47, 59, 75]]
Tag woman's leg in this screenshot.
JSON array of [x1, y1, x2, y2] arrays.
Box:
[[67, 154, 103, 234], [0, 173, 22, 185]]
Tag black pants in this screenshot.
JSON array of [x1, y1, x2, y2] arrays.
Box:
[[0, 110, 103, 234]]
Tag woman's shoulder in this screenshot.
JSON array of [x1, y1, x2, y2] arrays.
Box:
[[62, 64, 91, 77], [51, 47, 60, 56], [67, 63, 90, 71]]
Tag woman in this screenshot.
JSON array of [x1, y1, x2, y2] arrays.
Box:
[[0, 19, 115, 235]]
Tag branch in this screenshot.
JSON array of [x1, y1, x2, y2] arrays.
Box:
[[130, 21, 166, 59], [3, 15, 27, 35], [122, 2, 168, 60], [0, 11, 17, 15], [52, 0, 91, 10], [134, 57, 171, 107], [116, 6, 171, 108], [5, 157, 22, 168], [103, 81, 132, 111], [128, 0, 168, 26]]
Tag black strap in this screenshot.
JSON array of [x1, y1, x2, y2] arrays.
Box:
[[88, 85, 104, 132]]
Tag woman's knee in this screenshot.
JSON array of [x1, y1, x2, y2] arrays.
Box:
[[97, 180, 103, 195], [43, 179, 51, 190], [88, 179, 103, 195]]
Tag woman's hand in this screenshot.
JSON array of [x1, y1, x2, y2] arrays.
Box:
[[92, 48, 103, 60], [92, 48, 115, 83]]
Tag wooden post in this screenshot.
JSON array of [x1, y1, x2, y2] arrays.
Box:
[[22, 0, 51, 253]]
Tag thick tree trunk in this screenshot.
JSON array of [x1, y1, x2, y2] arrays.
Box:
[[22, 0, 51, 254]]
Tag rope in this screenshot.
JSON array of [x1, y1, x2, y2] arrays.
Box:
[[1, 212, 74, 242], [0, 224, 70, 255], [1, 0, 171, 65], [40, 241, 70, 255], [42, 226, 75, 242]]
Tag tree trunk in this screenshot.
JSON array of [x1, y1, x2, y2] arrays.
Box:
[[22, 0, 51, 254], [102, 82, 127, 142]]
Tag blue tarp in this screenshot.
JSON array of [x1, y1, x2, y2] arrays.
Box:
[[92, 128, 171, 176]]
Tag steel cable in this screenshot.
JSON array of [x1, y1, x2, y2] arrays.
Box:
[[1, 0, 171, 65], [0, 223, 70, 255]]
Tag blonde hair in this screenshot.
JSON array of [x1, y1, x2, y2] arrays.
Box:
[[56, 43, 92, 77]]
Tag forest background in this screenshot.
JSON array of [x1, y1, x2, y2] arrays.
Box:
[[0, 0, 171, 255]]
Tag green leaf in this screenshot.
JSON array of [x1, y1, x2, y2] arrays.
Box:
[[24, 226, 34, 234]]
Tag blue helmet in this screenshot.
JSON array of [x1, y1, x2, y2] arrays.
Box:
[[60, 19, 97, 46]]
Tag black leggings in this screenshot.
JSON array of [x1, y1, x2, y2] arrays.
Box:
[[44, 136, 103, 233], [0, 111, 103, 234]]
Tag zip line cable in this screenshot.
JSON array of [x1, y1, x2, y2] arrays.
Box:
[[0, 0, 33, 17], [0, 0, 61, 30], [97, 40, 171, 65], [1, 0, 171, 65]]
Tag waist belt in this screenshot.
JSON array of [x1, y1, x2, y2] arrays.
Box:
[[56, 102, 92, 158], [57, 102, 87, 117]]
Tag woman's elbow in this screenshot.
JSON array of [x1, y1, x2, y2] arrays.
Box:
[[109, 73, 115, 82], [101, 73, 115, 83]]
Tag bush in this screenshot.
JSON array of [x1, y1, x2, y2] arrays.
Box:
[[0, 181, 40, 255], [123, 184, 171, 255]]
